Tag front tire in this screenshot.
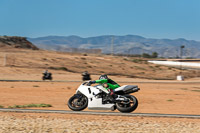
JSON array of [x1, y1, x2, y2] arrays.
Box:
[[116, 95, 138, 113], [68, 94, 88, 111]]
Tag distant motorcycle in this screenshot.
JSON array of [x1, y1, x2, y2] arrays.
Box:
[[68, 81, 140, 113], [42, 72, 52, 80], [82, 71, 91, 81]]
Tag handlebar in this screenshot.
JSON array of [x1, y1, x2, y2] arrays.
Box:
[[82, 81, 91, 86]]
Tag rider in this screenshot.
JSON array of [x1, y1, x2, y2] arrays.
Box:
[[89, 74, 120, 99], [82, 71, 91, 81]]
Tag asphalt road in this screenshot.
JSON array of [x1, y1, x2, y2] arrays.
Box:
[[0, 79, 200, 84], [0, 108, 200, 119]]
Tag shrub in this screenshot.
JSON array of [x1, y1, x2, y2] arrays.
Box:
[[33, 85, 40, 87], [191, 90, 200, 92], [167, 99, 174, 102], [48, 67, 68, 71], [132, 59, 144, 63], [8, 103, 52, 108]]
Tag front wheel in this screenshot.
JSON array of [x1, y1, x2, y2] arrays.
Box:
[[68, 94, 88, 111], [116, 95, 138, 113]]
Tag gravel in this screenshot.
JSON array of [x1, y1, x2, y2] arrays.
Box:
[[0, 112, 200, 133]]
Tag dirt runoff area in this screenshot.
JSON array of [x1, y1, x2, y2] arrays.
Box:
[[0, 79, 200, 132]]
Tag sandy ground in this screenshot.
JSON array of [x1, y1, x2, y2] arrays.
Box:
[[1, 79, 200, 133], [0, 78, 200, 114], [1, 48, 200, 80], [0, 74, 200, 132], [0, 49, 200, 132]]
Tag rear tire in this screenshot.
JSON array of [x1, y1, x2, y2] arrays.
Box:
[[68, 94, 88, 111], [116, 95, 138, 113]]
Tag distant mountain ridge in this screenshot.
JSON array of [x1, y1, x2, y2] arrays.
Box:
[[0, 36, 39, 50], [28, 35, 200, 58]]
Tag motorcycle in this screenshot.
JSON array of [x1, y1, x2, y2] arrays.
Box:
[[67, 81, 140, 113], [42, 72, 52, 80]]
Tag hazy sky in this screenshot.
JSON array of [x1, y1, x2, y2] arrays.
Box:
[[0, 0, 199, 40]]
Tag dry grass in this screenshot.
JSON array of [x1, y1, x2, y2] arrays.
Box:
[[7, 103, 52, 109], [0, 48, 200, 80]]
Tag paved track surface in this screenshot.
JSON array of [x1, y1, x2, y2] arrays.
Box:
[[0, 108, 200, 119], [0, 79, 200, 84]]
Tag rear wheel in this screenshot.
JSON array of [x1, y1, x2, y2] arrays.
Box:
[[68, 94, 88, 111], [116, 95, 138, 113]]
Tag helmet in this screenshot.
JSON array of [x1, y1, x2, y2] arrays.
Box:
[[99, 74, 108, 80]]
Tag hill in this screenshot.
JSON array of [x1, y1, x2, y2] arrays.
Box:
[[0, 48, 200, 80], [0, 36, 39, 50], [28, 35, 200, 58]]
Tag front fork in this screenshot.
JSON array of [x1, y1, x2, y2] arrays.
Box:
[[73, 94, 86, 106]]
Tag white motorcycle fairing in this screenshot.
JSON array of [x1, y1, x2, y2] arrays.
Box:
[[76, 83, 115, 110], [68, 82, 140, 112]]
